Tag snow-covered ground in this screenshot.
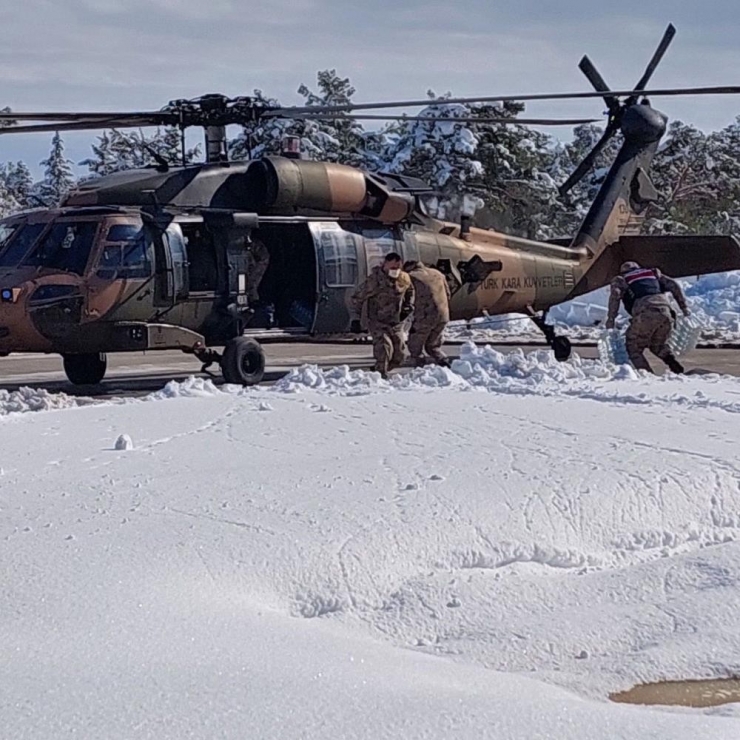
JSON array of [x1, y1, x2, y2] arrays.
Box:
[[447, 270, 740, 344], [3, 345, 740, 739]]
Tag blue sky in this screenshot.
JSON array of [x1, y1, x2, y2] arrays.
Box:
[[2, 1, 739, 176]]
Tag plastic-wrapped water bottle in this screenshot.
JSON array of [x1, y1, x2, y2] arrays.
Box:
[[666, 314, 703, 358], [598, 328, 630, 365]]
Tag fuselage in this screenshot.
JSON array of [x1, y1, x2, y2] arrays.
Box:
[[0, 204, 590, 355]]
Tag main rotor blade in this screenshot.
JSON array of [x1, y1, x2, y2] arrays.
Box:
[[630, 23, 676, 101], [578, 55, 619, 114], [303, 114, 600, 125], [0, 111, 169, 121], [0, 117, 170, 135], [270, 84, 740, 116], [558, 125, 617, 196]]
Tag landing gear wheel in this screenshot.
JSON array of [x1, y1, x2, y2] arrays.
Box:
[[62, 352, 108, 385], [221, 337, 265, 386], [552, 336, 572, 362]]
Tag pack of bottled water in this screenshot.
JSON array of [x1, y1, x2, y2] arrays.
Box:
[[598, 313, 704, 366], [666, 313, 704, 357], [597, 328, 630, 365]]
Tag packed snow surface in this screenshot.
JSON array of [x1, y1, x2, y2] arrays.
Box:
[[3, 346, 740, 738]]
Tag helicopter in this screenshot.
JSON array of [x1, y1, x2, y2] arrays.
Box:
[[0, 23, 738, 387]]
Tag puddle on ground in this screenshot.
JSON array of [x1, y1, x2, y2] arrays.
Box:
[[611, 679, 740, 708]]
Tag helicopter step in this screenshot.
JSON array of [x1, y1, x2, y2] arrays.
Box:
[[526, 308, 572, 362]]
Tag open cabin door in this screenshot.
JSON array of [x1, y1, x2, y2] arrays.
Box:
[[310, 222, 362, 333]]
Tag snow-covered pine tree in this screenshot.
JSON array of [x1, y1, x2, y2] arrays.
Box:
[[0, 161, 33, 210], [35, 132, 75, 206], [230, 72, 370, 165], [472, 101, 560, 239], [81, 128, 200, 176], [545, 123, 623, 238], [645, 121, 716, 234], [229, 90, 306, 160], [702, 117, 740, 234], [0, 178, 21, 217], [379, 96, 485, 221]]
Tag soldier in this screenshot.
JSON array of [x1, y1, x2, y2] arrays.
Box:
[[403, 260, 451, 366], [246, 232, 270, 305], [351, 252, 414, 377], [606, 261, 691, 374]]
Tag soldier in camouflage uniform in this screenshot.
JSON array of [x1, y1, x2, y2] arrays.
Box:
[[351, 252, 415, 377], [403, 260, 451, 366], [606, 261, 690, 374], [246, 233, 270, 305]]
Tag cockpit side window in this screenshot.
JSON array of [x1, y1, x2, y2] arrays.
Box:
[[0, 222, 18, 248], [22, 221, 99, 275], [96, 223, 151, 280], [0, 222, 46, 268]]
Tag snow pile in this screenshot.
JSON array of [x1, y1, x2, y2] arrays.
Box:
[[0, 386, 96, 416], [451, 343, 636, 390], [273, 344, 636, 398], [275, 362, 470, 395], [686, 271, 740, 336], [147, 375, 225, 400]]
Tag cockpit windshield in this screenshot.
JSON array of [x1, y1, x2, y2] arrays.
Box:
[[21, 221, 99, 275], [0, 222, 47, 268]]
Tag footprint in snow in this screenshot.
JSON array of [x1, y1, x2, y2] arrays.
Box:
[[429, 474, 445, 482], [258, 401, 273, 411]]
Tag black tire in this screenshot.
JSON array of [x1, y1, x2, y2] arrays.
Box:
[[63, 352, 108, 385], [221, 337, 265, 386], [552, 336, 572, 362]]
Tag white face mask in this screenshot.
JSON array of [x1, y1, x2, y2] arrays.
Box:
[[387, 268, 401, 279]]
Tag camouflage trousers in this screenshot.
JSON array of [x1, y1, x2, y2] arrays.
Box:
[[370, 325, 408, 376], [626, 306, 683, 373], [408, 318, 448, 364]]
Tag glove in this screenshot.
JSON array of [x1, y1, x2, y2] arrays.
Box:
[[350, 319, 363, 334]]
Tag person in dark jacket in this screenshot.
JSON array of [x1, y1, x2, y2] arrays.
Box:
[[606, 261, 690, 373]]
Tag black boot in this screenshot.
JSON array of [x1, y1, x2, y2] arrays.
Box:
[[665, 355, 685, 374]]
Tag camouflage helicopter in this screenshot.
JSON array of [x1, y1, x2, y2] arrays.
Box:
[[0, 23, 739, 386]]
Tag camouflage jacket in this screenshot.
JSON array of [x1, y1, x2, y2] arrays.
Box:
[[406, 262, 451, 323], [352, 266, 414, 329], [607, 269, 688, 327]]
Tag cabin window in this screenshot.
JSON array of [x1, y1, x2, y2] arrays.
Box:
[[165, 225, 189, 300], [0, 222, 46, 268], [22, 221, 98, 275], [321, 230, 358, 287], [96, 224, 150, 279]]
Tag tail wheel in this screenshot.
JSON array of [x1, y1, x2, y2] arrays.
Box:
[[552, 336, 572, 362], [221, 337, 265, 386], [62, 353, 108, 385]]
